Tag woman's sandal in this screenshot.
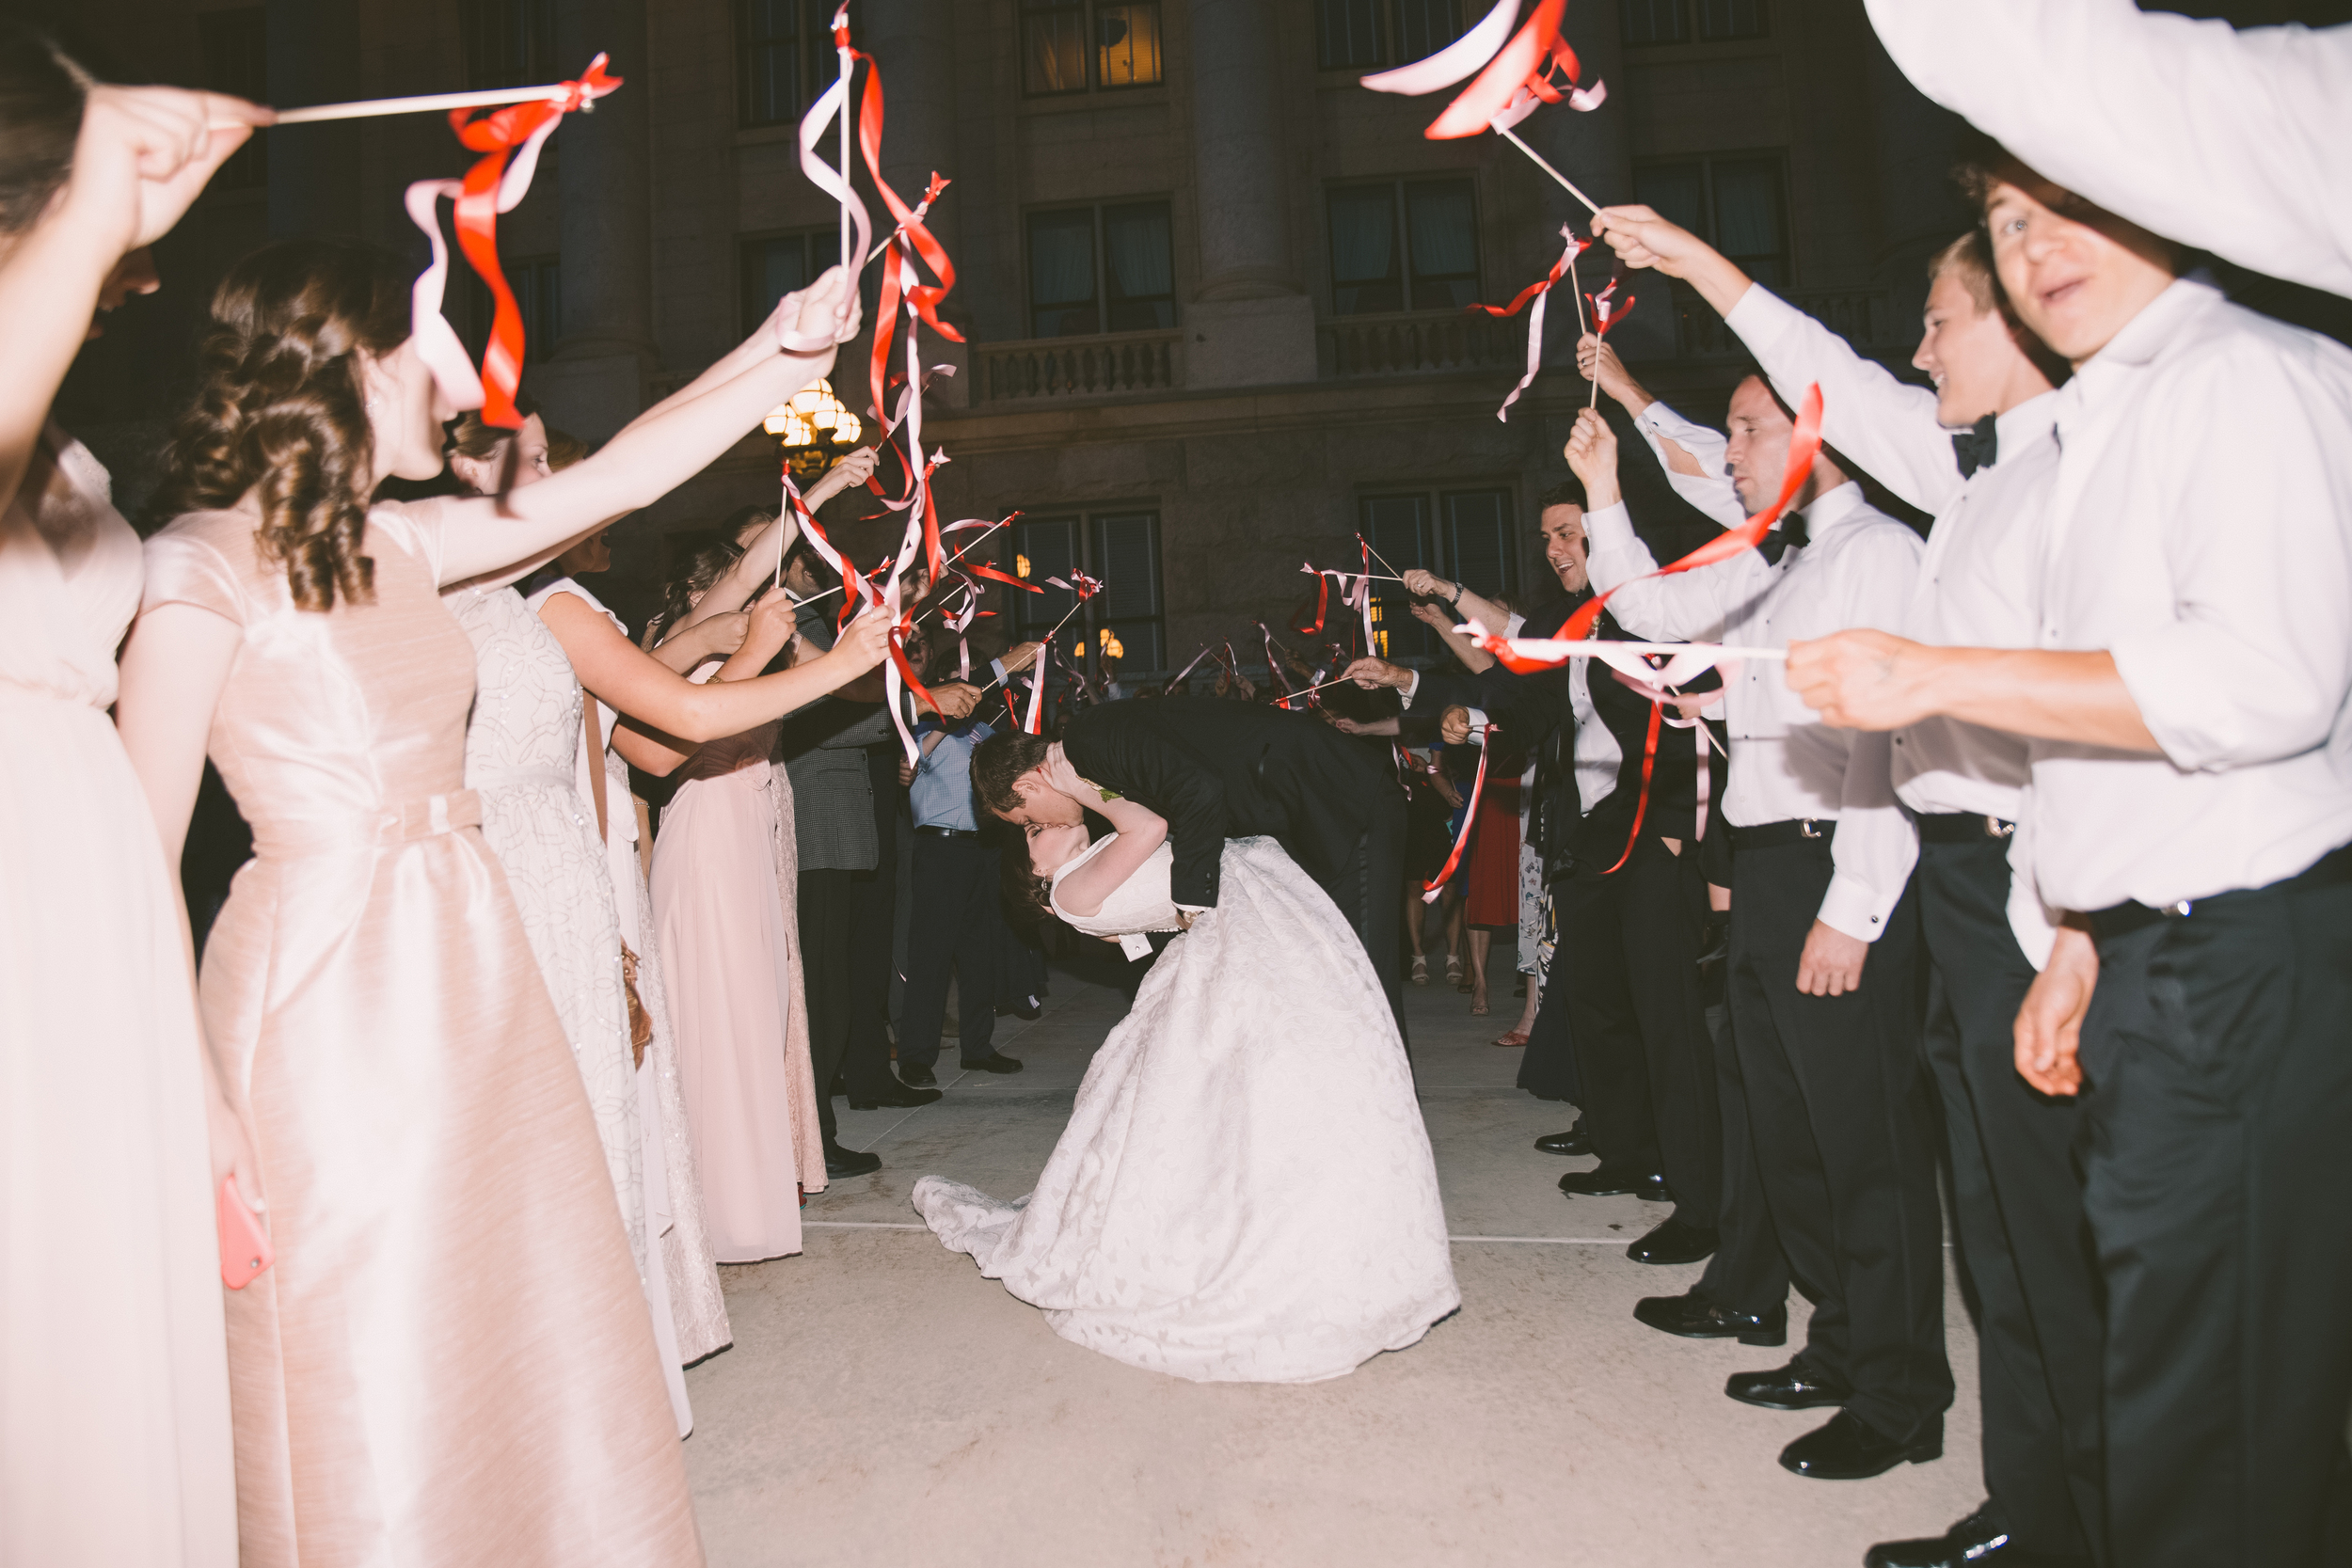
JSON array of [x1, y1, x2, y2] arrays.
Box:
[[1411, 955, 1429, 986], [1446, 956, 1464, 987], [1492, 1029, 1531, 1048], [1470, 994, 1490, 1016]]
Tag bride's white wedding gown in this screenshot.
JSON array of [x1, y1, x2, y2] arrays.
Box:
[[912, 833, 1458, 1384]]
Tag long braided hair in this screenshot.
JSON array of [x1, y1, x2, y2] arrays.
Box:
[[142, 240, 414, 611]]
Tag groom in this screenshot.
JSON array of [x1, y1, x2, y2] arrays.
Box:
[[971, 697, 1410, 1043]]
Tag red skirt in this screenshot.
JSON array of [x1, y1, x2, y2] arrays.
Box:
[[1465, 768, 1522, 927]]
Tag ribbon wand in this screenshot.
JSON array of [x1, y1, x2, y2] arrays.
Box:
[[835, 5, 854, 278], [212, 81, 610, 128]]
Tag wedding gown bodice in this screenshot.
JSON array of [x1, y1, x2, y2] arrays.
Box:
[[1048, 832, 1187, 938]]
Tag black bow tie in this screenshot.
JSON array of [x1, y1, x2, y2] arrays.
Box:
[[1952, 412, 1998, 479], [1758, 510, 1809, 566]]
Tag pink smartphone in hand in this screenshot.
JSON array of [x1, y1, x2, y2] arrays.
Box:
[[217, 1176, 273, 1291]]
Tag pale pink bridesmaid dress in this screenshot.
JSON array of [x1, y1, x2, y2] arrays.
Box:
[[1, 429, 237, 1566], [649, 696, 828, 1265]]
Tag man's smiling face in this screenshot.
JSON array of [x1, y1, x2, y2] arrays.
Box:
[[1983, 178, 2175, 366]]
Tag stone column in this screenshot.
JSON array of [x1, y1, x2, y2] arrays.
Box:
[[264, 0, 361, 240], [1184, 0, 1314, 386], [1532, 0, 1667, 359], [541, 0, 656, 438]]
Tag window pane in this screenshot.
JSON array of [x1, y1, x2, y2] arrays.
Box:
[[1090, 513, 1162, 619], [1619, 0, 1690, 46], [1316, 0, 1384, 69], [1022, 0, 1089, 94], [1328, 186, 1403, 316], [1392, 0, 1466, 62], [1405, 179, 1479, 310], [199, 9, 268, 190], [1098, 3, 1164, 88], [739, 235, 810, 336], [1633, 162, 1707, 241], [1102, 203, 1175, 331], [1027, 210, 1100, 337], [1712, 158, 1787, 285], [1443, 490, 1514, 601], [1697, 0, 1768, 40], [460, 0, 555, 89], [1361, 495, 1432, 659], [1014, 517, 1081, 638], [737, 0, 804, 126]]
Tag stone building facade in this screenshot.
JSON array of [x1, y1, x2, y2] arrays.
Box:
[[53, 0, 1975, 669]]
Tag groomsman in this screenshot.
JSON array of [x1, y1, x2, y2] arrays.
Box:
[[1791, 145, 2352, 1568], [1571, 380, 1946, 1482], [1597, 205, 2100, 1567]]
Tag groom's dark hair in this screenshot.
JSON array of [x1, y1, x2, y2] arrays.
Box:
[[972, 728, 1052, 816]]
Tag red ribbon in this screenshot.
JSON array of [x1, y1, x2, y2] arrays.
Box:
[[1586, 275, 1634, 340], [1425, 0, 1567, 139], [1422, 734, 1491, 902], [1602, 693, 1663, 875], [449, 56, 621, 429], [1564, 382, 1823, 641]]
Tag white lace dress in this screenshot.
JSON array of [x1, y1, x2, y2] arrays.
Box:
[[449, 584, 698, 1432], [912, 834, 1458, 1384]]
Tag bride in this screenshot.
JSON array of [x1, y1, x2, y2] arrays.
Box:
[[912, 748, 1458, 1384]]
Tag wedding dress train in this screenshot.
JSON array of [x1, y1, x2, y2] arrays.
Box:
[[913, 834, 1457, 1384]]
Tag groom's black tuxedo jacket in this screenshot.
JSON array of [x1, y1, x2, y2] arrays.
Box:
[[1060, 696, 1391, 911]]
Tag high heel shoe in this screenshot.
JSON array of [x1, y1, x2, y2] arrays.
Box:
[[1445, 955, 1464, 987], [1411, 955, 1429, 985]]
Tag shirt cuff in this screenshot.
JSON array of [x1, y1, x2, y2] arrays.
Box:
[[1816, 871, 1897, 943], [1399, 670, 1422, 708]]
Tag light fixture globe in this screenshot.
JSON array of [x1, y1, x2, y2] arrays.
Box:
[[765, 377, 864, 479]]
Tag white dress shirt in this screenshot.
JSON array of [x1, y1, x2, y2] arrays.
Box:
[[1867, 0, 2352, 298], [1584, 467, 1923, 942], [1632, 404, 1750, 531], [1724, 284, 2062, 963], [2011, 277, 2352, 912]]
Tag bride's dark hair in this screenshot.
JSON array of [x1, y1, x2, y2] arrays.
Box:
[[143, 239, 415, 611]]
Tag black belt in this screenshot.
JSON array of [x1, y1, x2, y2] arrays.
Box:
[[2089, 841, 2352, 942], [915, 825, 983, 840], [1727, 817, 1836, 852], [1916, 812, 2016, 844]]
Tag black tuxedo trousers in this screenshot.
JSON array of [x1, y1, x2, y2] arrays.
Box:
[[1554, 834, 1722, 1228], [1915, 831, 2104, 1563], [1726, 836, 1950, 1444], [2078, 846, 2352, 1568]]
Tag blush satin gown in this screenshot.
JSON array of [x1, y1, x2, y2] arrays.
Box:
[[141, 499, 701, 1567]]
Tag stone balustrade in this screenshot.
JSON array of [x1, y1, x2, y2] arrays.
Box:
[[977, 329, 1186, 403], [1321, 309, 1515, 379]]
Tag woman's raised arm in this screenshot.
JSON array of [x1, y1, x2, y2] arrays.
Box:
[[429, 270, 857, 586]]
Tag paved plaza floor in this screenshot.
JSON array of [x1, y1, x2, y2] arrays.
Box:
[[682, 958, 1982, 1568]]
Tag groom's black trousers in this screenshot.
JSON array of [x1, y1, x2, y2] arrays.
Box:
[[1289, 791, 1409, 1049]]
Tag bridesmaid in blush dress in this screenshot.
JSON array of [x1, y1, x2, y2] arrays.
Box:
[[117, 239, 862, 1564], [0, 50, 263, 1568]]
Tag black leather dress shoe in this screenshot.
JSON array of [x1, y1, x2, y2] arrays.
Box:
[[1633, 1290, 1788, 1346], [898, 1063, 938, 1087], [1558, 1166, 1671, 1201], [1725, 1358, 1851, 1411], [1626, 1215, 1718, 1264], [1534, 1126, 1591, 1156], [961, 1053, 1023, 1073], [823, 1143, 882, 1179], [1866, 1503, 2026, 1567], [847, 1081, 945, 1110], [1779, 1410, 1942, 1480]]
